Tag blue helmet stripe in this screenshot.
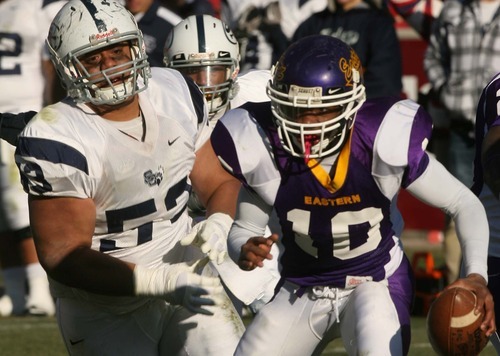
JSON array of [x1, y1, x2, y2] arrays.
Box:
[[196, 15, 206, 53], [81, 0, 107, 33]]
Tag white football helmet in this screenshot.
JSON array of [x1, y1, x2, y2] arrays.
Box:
[[46, 0, 151, 105], [164, 15, 240, 119]]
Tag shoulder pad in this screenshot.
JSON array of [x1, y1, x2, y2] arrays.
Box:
[[375, 99, 423, 167]]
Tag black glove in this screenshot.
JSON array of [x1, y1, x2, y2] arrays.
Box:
[[0, 110, 36, 146]]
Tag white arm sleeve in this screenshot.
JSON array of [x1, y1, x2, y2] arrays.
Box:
[[220, 186, 280, 306], [406, 155, 489, 281], [228, 186, 274, 264]]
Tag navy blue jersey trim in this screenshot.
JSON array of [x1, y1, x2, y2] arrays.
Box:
[[17, 137, 89, 174], [211, 121, 246, 185]]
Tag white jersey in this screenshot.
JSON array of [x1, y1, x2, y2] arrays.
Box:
[[210, 69, 271, 127], [0, 0, 66, 231], [230, 69, 271, 108], [0, 0, 65, 112], [16, 68, 211, 308]]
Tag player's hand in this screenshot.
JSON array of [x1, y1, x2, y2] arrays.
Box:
[[169, 261, 225, 315], [238, 233, 279, 271], [134, 257, 224, 315], [447, 273, 496, 336], [180, 213, 233, 265]]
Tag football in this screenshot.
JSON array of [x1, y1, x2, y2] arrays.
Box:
[[427, 287, 489, 355]]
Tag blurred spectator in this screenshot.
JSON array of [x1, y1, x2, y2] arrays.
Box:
[[0, 0, 65, 316], [123, 0, 182, 66], [293, 0, 403, 98], [222, 0, 328, 73], [424, 0, 500, 283], [386, 0, 443, 41], [160, 0, 217, 17]]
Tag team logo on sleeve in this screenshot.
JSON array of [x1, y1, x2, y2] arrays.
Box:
[[144, 166, 164, 186]]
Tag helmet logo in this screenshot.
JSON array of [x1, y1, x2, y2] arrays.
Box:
[[48, 23, 63, 51], [275, 63, 286, 81], [327, 88, 341, 95], [90, 28, 118, 43], [339, 49, 361, 87]]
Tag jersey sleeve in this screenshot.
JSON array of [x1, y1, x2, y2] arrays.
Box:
[[211, 107, 281, 205], [230, 70, 271, 109], [407, 156, 489, 281], [15, 106, 97, 199], [373, 99, 432, 190]]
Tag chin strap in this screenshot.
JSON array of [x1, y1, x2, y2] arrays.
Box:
[[94, 79, 134, 103]]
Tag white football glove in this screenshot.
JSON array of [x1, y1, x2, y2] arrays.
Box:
[[134, 258, 224, 315], [180, 213, 233, 265]]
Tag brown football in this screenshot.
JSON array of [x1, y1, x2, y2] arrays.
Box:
[[427, 287, 489, 355]]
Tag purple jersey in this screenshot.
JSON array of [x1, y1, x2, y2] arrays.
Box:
[[473, 73, 500, 194], [472, 72, 500, 258], [212, 97, 432, 288]]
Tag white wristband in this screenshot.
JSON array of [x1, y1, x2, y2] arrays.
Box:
[[133, 264, 175, 296]]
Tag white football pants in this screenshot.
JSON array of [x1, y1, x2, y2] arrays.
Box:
[[57, 293, 244, 356], [235, 279, 402, 355]]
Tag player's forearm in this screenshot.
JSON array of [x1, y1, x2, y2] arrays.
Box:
[[192, 139, 240, 218], [228, 187, 272, 263], [46, 246, 136, 295], [407, 156, 489, 281], [450, 192, 489, 281], [29, 195, 136, 295], [204, 178, 240, 218]]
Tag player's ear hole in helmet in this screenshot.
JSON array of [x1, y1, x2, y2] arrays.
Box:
[[46, 0, 151, 106], [266, 35, 366, 161], [163, 14, 240, 119]]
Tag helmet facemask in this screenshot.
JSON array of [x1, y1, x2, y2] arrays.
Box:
[[48, 31, 150, 106], [268, 69, 365, 162], [172, 55, 238, 119]]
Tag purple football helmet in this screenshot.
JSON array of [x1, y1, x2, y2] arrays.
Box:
[[267, 35, 366, 160]]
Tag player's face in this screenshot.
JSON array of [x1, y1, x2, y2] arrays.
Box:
[[290, 106, 344, 124], [76, 42, 134, 89], [178, 65, 228, 89], [282, 105, 347, 157]]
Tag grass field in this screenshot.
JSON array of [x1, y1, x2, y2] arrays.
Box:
[[0, 231, 497, 355], [0, 314, 497, 355]]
